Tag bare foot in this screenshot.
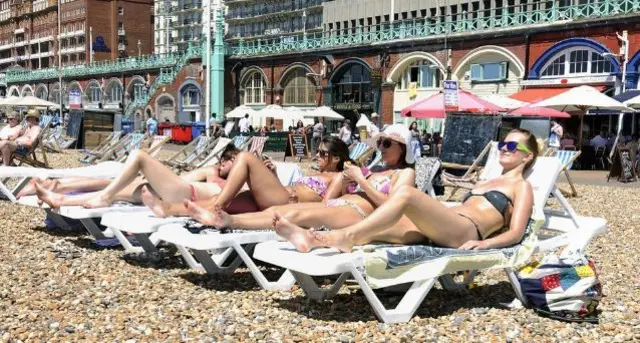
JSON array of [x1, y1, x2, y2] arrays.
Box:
[[82, 193, 112, 209], [273, 212, 321, 253], [184, 201, 231, 228], [310, 230, 355, 253], [34, 183, 64, 208], [16, 178, 43, 199], [141, 185, 168, 218]]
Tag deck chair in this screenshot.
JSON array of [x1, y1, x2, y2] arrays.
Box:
[[349, 141, 375, 165], [553, 150, 582, 197], [163, 136, 213, 169], [144, 135, 171, 158], [441, 142, 500, 200], [248, 136, 269, 156], [12, 115, 54, 168], [231, 135, 255, 152], [192, 138, 232, 170], [252, 157, 607, 323], [100, 132, 148, 163], [80, 131, 124, 164]]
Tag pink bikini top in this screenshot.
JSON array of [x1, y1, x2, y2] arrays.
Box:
[[296, 176, 329, 197], [347, 168, 397, 195]]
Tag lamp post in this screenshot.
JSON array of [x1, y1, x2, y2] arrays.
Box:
[[302, 10, 307, 36], [137, 39, 142, 56], [603, 30, 629, 160]]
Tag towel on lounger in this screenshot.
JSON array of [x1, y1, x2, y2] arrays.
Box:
[[361, 217, 542, 289]]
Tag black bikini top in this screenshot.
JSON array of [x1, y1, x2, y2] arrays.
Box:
[[462, 190, 513, 218]]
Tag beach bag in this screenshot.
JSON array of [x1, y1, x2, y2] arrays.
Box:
[[517, 252, 602, 323]]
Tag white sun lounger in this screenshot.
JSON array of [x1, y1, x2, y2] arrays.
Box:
[[99, 161, 304, 253], [252, 157, 607, 323], [0, 161, 125, 203]]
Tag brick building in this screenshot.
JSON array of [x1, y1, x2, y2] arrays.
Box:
[[0, 0, 154, 74]]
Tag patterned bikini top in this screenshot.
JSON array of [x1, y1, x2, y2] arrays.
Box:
[[348, 170, 398, 195], [296, 176, 329, 198]]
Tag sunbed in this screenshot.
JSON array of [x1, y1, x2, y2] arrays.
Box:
[[349, 141, 375, 165], [112, 158, 437, 290], [163, 136, 214, 170], [99, 161, 304, 254], [98, 132, 148, 163], [80, 131, 124, 164], [252, 157, 607, 323]]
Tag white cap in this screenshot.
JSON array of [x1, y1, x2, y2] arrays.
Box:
[[367, 123, 415, 164]]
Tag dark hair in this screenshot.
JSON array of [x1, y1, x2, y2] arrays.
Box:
[[409, 121, 418, 130], [321, 135, 354, 171], [296, 120, 304, 128], [508, 128, 539, 170], [221, 143, 241, 161]]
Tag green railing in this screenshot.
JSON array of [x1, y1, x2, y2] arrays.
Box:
[[4, 0, 640, 84], [230, 0, 640, 56], [123, 45, 196, 117], [4, 46, 201, 84]]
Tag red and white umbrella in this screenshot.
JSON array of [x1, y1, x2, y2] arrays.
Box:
[[401, 90, 505, 118]]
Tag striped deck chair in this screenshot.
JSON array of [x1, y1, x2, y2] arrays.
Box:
[[349, 141, 374, 165], [99, 132, 147, 163], [80, 131, 125, 164], [145, 135, 171, 158], [12, 115, 54, 168], [193, 138, 232, 169], [232, 135, 251, 150], [164, 136, 215, 170], [553, 149, 582, 197], [249, 136, 269, 156], [442, 142, 500, 200]]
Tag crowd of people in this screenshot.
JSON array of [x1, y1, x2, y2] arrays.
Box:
[[17, 120, 540, 253]]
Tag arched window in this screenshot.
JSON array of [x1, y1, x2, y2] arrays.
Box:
[[87, 82, 101, 104], [105, 81, 123, 104], [181, 84, 201, 107], [22, 88, 33, 97], [36, 86, 47, 100], [541, 48, 613, 77], [9, 88, 18, 97], [243, 72, 265, 104], [332, 63, 372, 104], [282, 68, 315, 105], [397, 60, 440, 89]]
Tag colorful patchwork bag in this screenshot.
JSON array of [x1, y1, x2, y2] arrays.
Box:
[[517, 252, 602, 323]]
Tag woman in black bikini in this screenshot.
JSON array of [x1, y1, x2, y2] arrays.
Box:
[[275, 128, 539, 253]]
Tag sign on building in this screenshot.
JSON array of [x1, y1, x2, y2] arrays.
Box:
[[443, 80, 459, 112], [69, 89, 82, 109]]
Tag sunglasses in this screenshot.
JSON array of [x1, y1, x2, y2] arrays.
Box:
[[377, 138, 397, 149], [317, 149, 329, 158], [498, 141, 531, 154]]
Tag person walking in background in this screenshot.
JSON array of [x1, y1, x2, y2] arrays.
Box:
[[549, 120, 563, 148], [239, 114, 250, 134], [338, 119, 352, 145], [312, 118, 324, 155], [146, 116, 158, 135]]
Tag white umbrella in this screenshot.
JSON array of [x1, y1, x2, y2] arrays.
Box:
[[622, 93, 640, 109], [258, 104, 305, 128], [225, 105, 256, 119], [304, 106, 344, 120], [13, 96, 60, 109], [480, 94, 529, 110], [0, 96, 20, 106], [533, 85, 633, 147]]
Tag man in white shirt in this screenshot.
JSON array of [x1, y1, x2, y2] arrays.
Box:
[[311, 118, 324, 154], [590, 131, 608, 148], [549, 120, 563, 148], [238, 114, 250, 133]]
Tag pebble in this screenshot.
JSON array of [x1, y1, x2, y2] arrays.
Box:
[[0, 151, 636, 341]]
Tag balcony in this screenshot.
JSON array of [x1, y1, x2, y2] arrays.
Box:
[[0, 56, 16, 64], [118, 28, 126, 36], [118, 43, 126, 51], [0, 42, 11, 50], [229, 0, 640, 57], [30, 35, 55, 44], [30, 51, 54, 59], [32, 0, 47, 12], [60, 30, 85, 39], [0, 9, 10, 21], [61, 45, 85, 54], [14, 40, 26, 47], [14, 28, 25, 35]]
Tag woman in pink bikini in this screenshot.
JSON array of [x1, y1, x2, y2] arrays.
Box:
[[187, 124, 416, 231], [140, 136, 353, 217]]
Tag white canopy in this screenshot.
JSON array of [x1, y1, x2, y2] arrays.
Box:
[[258, 105, 305, 126], [533, 85, 632, 112], [304, 106, 344, 120], [0, 96, 20, 106], [13, 96, 60, 109], [480, 94, 528, 110], [225, 105, 257, 119], [623, 93, 640, 109]]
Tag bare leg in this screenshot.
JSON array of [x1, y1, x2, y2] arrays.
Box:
[[18, 177, 112, 199], [36, 180, 142, 208], [0, 141, 17, 166], [212, 152, 290, 210], [287, 186, 479, 252], [223, 203, 327, 230], [84, 150, 191, 208]]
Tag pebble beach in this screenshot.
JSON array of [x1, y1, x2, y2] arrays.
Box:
[[0, 150, 639, 342]]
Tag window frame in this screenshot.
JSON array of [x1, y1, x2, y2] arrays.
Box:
[[469, 61, 509, 82], [540, 47, 614, 78]]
